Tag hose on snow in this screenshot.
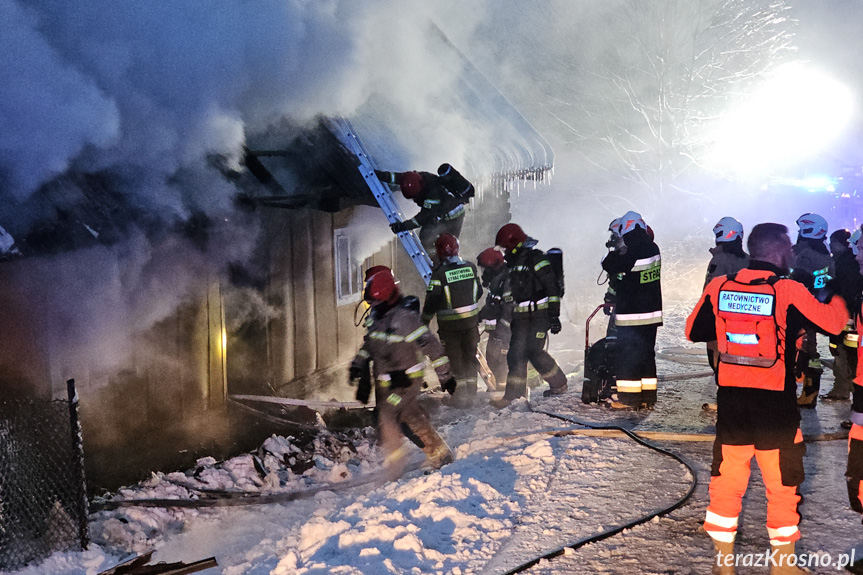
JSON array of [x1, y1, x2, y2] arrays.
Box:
[[495, 406, 700, 575]]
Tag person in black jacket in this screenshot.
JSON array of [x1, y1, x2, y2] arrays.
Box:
[[791, 213, 834, 408], [491, 223, 567, 407], [375, 165, 473, 256], [823, 229, 862, 400], [422, 233, 483, 407], [601, 211, 663, 409], [477, 247, 513, 387]]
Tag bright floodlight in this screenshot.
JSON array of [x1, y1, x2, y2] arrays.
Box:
[[710, 63, 854, 177]]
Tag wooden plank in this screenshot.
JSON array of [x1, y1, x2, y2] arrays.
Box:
[[207, 282, 226, 408], [313, 211, 339, 370], [271, 210, 295, 384], [230, 393, 367, 410], [291, 211, 317, 378]]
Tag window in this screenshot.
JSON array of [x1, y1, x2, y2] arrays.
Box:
[[334, 230, 363, 304]]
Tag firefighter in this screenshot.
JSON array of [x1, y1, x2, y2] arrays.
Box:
[[602, 217, 623, 320], [421, 233, 483, 407], [375, 165, 473, 256], [704, 217, 750, 372], [477, 247, 513, 387], [350, 266, 457, 478], [824, 229, 862, 401], [791, 213, 835, 408], [846, 226, 863, 522], [686, 223, 848, 574], [601, 211, 663, 409], [491, 223, 567, 407]]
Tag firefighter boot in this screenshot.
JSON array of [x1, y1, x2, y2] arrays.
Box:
[[797, 373, 820, 409], [770, 543, 803, 574], [712, 540, 735, 575]]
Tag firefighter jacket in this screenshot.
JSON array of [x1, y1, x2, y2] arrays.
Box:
[[686, 260, 848, 446], [601, 227, 662, 327], [352, 297, 453, 384], [847, 304, 863, 494], [380, 171, 466, 231], [506, 240, 561, 320], [790, 238, 833, 294], [835, 250, 863, 316], [422, 256, 483, 331], [478, 266, 513, 339], [704, 243, 749, 288]]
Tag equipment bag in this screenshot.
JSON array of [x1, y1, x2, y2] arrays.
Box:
[[546, 248, 565, 297], [582, 336, 616, 404]]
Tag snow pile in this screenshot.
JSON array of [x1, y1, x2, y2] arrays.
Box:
[[0, 225, 16, 255]]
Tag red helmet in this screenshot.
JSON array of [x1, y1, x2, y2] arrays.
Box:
[[477, 247, 504, 268], [435, 233, 460, 260], [364, 266, 400, 304], [364, 265, 390, 282], [495, 223, 527, 252], [400, 171, 424, 199]]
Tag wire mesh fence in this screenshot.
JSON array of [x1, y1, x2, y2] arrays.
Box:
[[0, 380, 88, 571]]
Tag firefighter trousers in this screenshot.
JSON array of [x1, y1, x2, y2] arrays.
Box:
[[704, 433, 805, 546], [613, 324, 658, 407], [828, 333, 856, 399], [485, 331, 510, 386], [440, 326, 480, 404], [504, 313, 566, 400], [375, 380, 449, 476]]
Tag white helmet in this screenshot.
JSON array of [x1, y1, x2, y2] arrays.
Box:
[[713, 217, 744, 243], [616, 211, 646, 236], [851, 227, 862, 255], [796, 213, 828, 240]]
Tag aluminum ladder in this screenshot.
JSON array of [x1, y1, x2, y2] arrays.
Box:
[[325, 117, 433, 285]]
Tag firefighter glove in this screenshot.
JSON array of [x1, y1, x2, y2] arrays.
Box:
[[348, 365, 364, 386], [355, 378, 372, 404], [374, 169, 392, 183], [816, 278, 839, 303], [390, 221, 410, 234], [549, 317, 562, 334], [441, 376, 457, 395]]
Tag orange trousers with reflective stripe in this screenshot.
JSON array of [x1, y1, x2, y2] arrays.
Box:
[[706, 438, 802, 544]]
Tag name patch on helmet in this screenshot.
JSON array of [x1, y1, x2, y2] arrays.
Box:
[[445, 267, 475, 283], [718, 290, 774, 316]]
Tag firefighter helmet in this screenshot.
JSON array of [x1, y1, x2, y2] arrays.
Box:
[[477, 247, 504, 268], [435, 233, 460, 260], [495, 223, 528, 251], [608, 218, 621, 233], [851, 227, 863, 256], [364, 265, 390, 281], [364, 266, 400, 304], [616, 211, 647, 236], [713, 217, 744, 243], [796, 213, 828, 240], [400, 171, 424, 199]]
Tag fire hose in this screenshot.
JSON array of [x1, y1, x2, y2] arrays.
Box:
[[494, 406, 700, 575]]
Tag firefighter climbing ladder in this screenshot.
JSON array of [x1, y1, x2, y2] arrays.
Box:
[[325, 117, 434, 285], [326, 117, 496, 390]]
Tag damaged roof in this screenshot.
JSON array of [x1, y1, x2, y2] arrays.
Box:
[[244, 23, 554, 210]]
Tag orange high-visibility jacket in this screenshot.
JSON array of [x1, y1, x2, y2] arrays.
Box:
[[687, 268, 848, 391]]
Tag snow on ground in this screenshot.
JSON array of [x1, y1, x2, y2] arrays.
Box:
[[4, 300, 862, 575]]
